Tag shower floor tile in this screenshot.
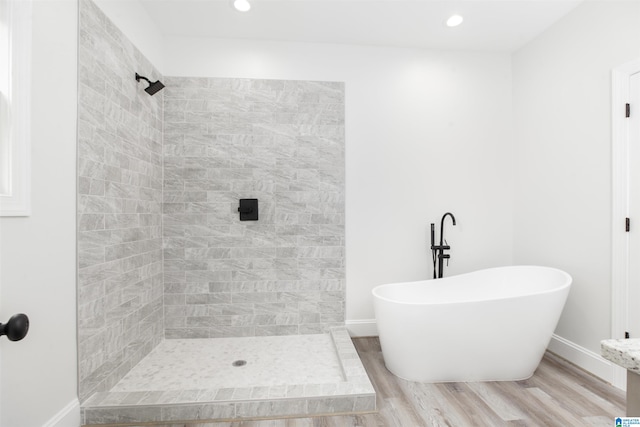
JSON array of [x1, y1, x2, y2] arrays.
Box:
[[81, 328, 376, 426], [112, 334, 343, 391]]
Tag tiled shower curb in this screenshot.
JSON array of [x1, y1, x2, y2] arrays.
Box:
[[81, 328, 375, 425]]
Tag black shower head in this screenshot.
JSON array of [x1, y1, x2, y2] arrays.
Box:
[[145, 79, 165, 96], [135, 73, 164, 96]]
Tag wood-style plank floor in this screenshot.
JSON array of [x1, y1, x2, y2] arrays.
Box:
[[133, 337, 626, 427]]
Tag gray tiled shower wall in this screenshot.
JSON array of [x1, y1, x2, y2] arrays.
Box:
[[77, 0, 164, 402], [77, 0, 345, 403], [162, 78, 346, 339]]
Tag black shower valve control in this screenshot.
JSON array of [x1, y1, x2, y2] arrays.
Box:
[[238, 199, 258, 221]]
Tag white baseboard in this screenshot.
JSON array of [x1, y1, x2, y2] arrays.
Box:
[[548, 334, 623, 390], [42, 398, 80, 427], [345, 319, 378, 337]]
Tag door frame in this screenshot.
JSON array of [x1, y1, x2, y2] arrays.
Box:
[[611, 58, 640, 390]]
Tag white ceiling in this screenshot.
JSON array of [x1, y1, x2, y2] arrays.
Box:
[[138, 0, 583, 52]]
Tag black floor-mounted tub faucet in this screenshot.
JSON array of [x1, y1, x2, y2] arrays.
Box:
[[430, 212, 456, 279]]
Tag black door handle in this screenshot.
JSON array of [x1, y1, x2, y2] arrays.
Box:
[[0, 313, 29, 341]]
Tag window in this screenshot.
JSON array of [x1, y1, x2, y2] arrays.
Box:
[[0, 0, 31, 216]]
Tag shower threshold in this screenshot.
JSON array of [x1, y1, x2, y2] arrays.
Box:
[[81, 327, 375, 426]]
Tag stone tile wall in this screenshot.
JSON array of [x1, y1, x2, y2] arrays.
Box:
[[162, 77, 346, 338], [77, 0, 164, 402]]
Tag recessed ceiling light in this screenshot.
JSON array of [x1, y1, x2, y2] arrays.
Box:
[[232, 0, 251, 12], [446, 15, 464, 27]]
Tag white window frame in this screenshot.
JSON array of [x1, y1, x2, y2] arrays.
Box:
[[0, 0, 31, 216]]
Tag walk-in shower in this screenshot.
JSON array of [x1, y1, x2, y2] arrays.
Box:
[[77, 0, 373, 424]]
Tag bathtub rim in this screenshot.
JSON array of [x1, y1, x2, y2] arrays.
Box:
[[371, 265, 572, 306]]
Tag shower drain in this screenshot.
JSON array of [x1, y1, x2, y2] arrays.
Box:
[[232, 360, 247, 367]]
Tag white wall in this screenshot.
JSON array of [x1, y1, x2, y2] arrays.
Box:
[[163, 37, 515, 329], [0, 1, 79, 426], [513, 1, 640, 354]]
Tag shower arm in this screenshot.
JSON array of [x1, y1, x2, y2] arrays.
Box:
[[135, 73, 151, 85]]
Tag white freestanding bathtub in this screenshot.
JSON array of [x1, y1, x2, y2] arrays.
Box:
[[372, 266, 571, 382]]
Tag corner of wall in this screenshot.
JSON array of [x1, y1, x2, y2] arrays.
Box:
[[91, 0, 165, 72]]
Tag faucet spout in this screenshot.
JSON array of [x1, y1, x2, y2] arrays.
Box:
[[439, 212, 456, 248], [440, 212, 456, 235]]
